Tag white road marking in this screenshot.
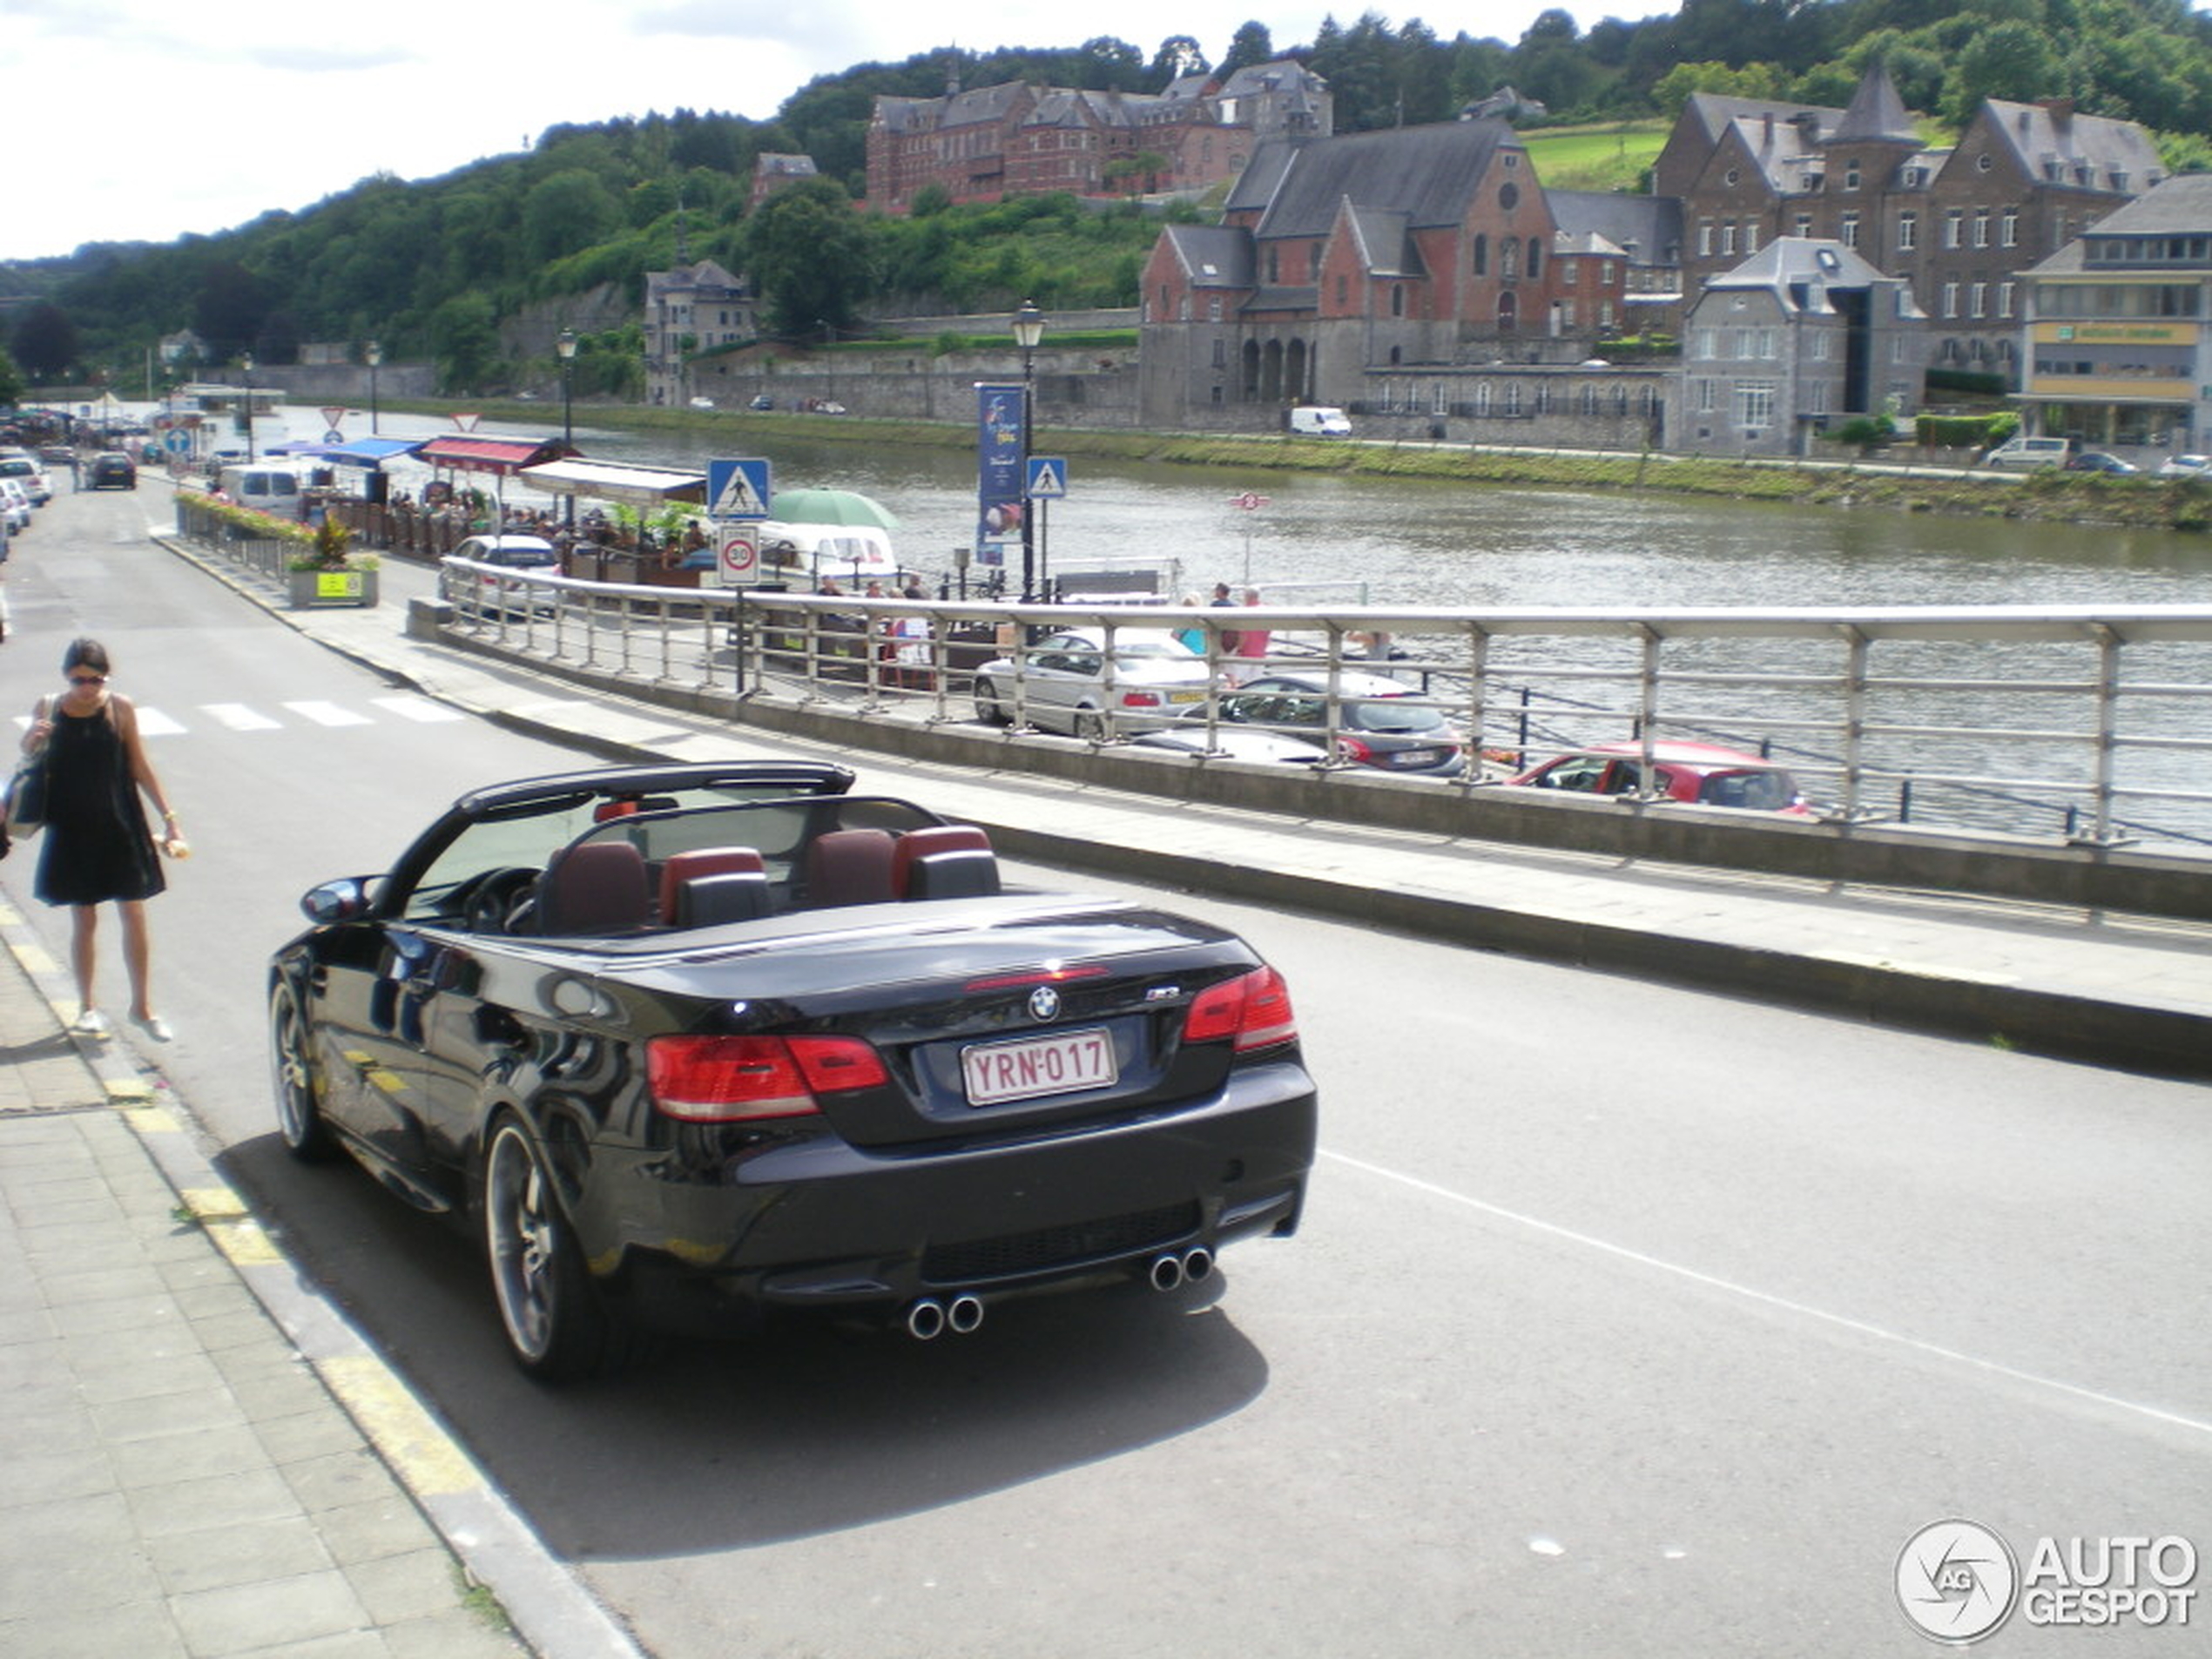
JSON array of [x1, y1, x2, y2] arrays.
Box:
[[283, 699, 374, 727], [1322, 1146, 2212, 1438], [202, 702, 282, 732]]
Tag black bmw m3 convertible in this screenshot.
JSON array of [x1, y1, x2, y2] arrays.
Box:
[[269, 762, 1317, 1380]]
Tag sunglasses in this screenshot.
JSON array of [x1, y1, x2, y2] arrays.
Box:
[[68, 673, 107, 685]]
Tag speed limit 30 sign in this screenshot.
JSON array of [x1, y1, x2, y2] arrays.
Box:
[[718, 524, 759, 583]]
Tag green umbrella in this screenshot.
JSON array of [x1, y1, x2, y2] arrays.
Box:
[[771, 487, 901, 530]]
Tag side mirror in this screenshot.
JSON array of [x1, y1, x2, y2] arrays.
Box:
[[300, 878, 368, 925]]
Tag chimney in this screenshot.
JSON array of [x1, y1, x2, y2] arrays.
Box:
[[2040, 98, 2075, 125]]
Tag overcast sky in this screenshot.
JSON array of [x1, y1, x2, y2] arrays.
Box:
[[6, 0, 1586, 262]]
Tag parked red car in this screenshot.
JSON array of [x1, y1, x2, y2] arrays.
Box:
[[1504, 740, 1811, 813]]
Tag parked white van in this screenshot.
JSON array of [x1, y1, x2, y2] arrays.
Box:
[[1984, 435, 2076, 469], [216, 462, 314, 515], [1287, 406, 1352, 438]]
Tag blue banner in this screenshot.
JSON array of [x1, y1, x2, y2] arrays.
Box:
[[975, 381, 1026, 570]]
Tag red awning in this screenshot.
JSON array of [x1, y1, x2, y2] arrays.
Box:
[[415, 435, 571, 476]]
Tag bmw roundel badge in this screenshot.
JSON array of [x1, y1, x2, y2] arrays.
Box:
[[1028, 985, 1061, 1022]]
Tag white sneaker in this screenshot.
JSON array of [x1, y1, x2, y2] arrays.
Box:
[[71, 1009, 109, 1036], [131, 1013, 173, 1042]]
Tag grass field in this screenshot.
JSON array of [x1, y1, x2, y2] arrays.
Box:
[[1521, 121, 1669, 192]]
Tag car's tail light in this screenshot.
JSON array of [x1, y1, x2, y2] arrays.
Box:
[[1120, 690, 1163, 708], [1182, 965, 1298, 1054], [647, 1034, 887, 1122], [1335, 734, 1376, 764]]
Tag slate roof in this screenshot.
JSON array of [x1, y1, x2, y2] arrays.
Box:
[[1701, 236, 1921, 315], [1831, 62, 1918, 145], [1238, 118, 1517, 240], [1976, 98, 2162, 192], [1158, 225, 1255, 288], [1547, 190, 1683, 268]]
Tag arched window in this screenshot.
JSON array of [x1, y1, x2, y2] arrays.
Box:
[[1391, 285, 1405, 318], [1526, 241, 1541, 280], [1501, 239, 1520, 280], [1472, 234, 1487, 276]]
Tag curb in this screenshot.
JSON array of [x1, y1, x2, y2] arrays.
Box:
[[0, 895, 645, 1659]]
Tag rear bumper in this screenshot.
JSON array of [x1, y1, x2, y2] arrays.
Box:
[[590, 1062, 1316, 1332]]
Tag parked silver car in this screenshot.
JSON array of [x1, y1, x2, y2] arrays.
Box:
[[973, 627, 1217, 738]]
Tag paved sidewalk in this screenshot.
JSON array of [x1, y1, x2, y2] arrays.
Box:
[[0, 927, 536, 1657]]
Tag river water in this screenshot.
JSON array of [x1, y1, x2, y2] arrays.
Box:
[[219, 405, 2212, 846]]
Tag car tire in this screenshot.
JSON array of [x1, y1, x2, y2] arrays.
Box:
[[482, 1113, 633, 1382], [1073, 707, 1109, 742], [271, 984, 339, 1162], [974, 678, 1008, 725]]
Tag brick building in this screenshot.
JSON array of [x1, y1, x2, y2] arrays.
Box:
[[1658, 62, 2161, 386], [866, 59, 1329, 214]]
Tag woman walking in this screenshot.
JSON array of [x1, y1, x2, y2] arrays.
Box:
[[20, 638, 182, 1040]]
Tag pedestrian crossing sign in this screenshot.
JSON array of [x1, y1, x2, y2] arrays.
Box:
[[707, 458, 772, 519], [1027, 456, 1068, 499]]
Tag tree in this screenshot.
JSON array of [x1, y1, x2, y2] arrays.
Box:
[[0, 342, 29, 404], [523, 170, 622, 267], [1150, 35, 1208, 83], [743, 178, 873, 340], [428, 292, 503, 394], [10, 303, 79, 381], [1219, 21, 1276, 76], [1945, 21, 2065, 120]]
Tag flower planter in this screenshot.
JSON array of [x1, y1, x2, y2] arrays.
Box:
[[287, 568, 379, 609]]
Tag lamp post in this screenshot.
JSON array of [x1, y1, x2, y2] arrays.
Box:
[[239, 354, 254, 461], [1011, 299, 1045, 601], [366, 341, 382, 435], [556, 329, 577, 528]]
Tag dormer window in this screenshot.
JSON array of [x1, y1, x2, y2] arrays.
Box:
[[2110, 170, 2128, 191]]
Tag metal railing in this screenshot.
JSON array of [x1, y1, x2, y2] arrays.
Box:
[[434, 558, 2212, 853]]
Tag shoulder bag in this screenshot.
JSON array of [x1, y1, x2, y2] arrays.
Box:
[[4, 696, 51, 841]]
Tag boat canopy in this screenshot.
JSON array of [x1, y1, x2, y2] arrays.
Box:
[[517, 457, 707, 509]]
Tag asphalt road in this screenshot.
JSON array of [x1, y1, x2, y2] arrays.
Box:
[[4, 482, 2206, 1657]]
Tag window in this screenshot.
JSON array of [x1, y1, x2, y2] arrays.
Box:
[[1810, 381, 1829, 414], [1722, 222, 1738, 257], [1999, 281, 2016, 319], [1811, 331, 1831, 361], [1942, 280, 1959, 318], [1473, 234, 1487, 276], [1898, 212, 1918, 253], [1209, 295, 1223, 321], [2001, 207, 2019, 249], [1500, 182, 1520, 210], [1390, 285, 1406, 318], [1973, 210, 1990, 249], [1735, 381, 1775, 429], [1694, 377, 1716, 413], [1698, 220, 1715, 257], [1794, 213, 1813, 239], [1971, 281, 1987, 318], [1845, 160, 1861, 190], [1842, 211, 1860, 248], [1944, 210, 1963, 250], [1501, 238, 1520, 279], [1527, 241, 1541, 279], [1742, 225, 1757, 255], [1211, 339, 1226, 367]]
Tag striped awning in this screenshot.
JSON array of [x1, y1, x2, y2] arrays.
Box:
[[415, 435, 571, 476]]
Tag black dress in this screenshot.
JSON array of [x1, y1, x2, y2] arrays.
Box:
[[34, 701, 165, 906]]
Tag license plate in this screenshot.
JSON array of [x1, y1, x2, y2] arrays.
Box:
[[1387, 748, 1448, 768], [961, 1027, 1117, 1105], [1167, 691, 1204, 703]]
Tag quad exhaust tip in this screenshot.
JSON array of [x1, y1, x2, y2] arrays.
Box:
[[1149, 1247, 1214, 1292], [904, 1295, 987, 1340]]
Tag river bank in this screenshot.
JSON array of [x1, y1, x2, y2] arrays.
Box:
[[375, 398, 2212, 534]]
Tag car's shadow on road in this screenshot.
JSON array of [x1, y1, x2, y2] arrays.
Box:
[[224, 1131, 1272, 1557]]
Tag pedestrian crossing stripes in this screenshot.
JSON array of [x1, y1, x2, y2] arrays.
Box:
[[10, 694, 464, 738]]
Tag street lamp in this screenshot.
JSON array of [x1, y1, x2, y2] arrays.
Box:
[[239, 353, 254, 461], [556, 329, 578, 527], [1011, 300, 1046, 601], [366, 341, 382, 435]]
